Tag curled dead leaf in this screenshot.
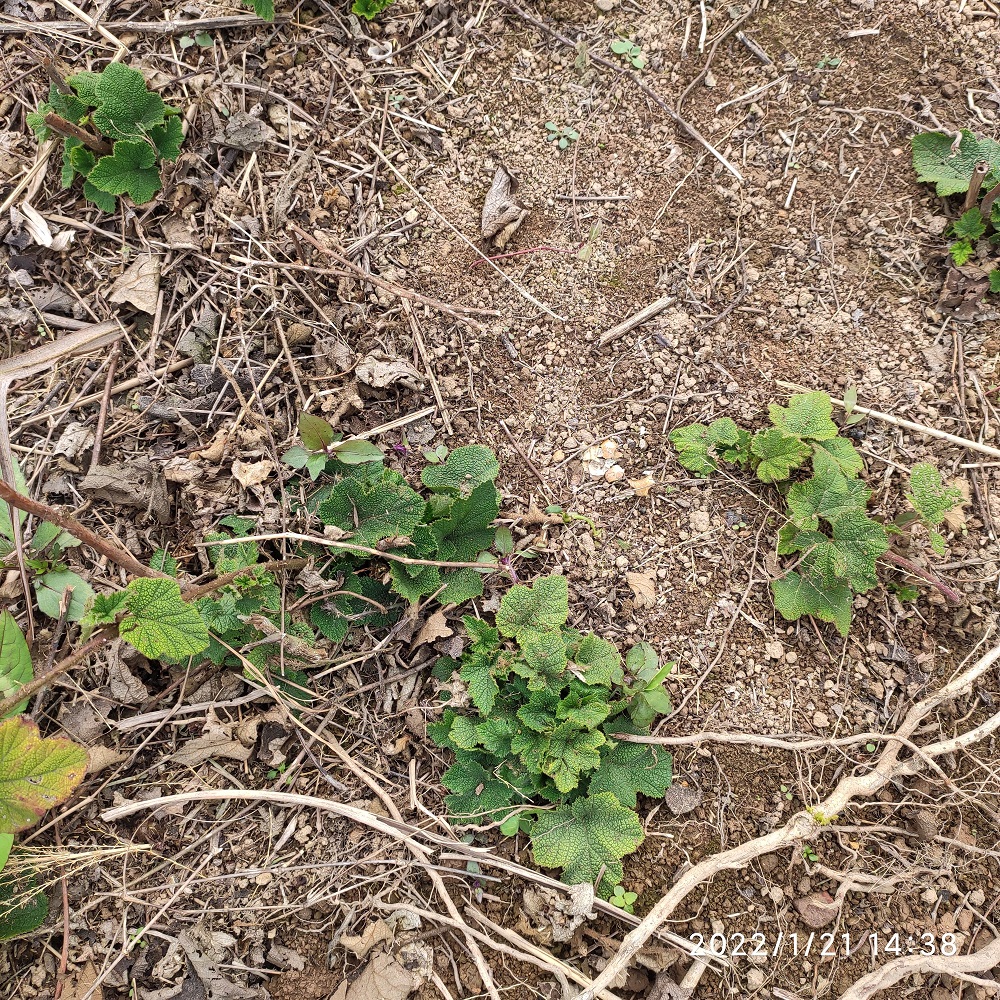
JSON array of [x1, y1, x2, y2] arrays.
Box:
[[413, 610, 453, 648], [481, 165, 529, 249], [108, 253, 160, 313], [232, 459, 274, 489], [625, 571, 657, 609]]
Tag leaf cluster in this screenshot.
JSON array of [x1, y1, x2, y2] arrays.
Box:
[[910, 130, 1000, 289], [430, 577, 673, 896], [670, 392, 956, 635], [28, 63, 184, 212], [144, 423, 504, 699]]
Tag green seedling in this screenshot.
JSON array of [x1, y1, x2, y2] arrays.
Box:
[[430, 576, 673, 898], [545, 122, 580, 150], [610, 38, 646, 69], [670, 392, 962, 636], [816, 54, 842, 70], [180, 31, 214, 48], [610, 885, 638, 914], [780, 784, 793, 801], [803, 844, 818, 863], [911, 129, 1000, 291], [27, 63, 185, 212]]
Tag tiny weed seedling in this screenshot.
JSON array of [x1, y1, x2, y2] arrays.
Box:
[[610, 885, 638, 913], [816, 54, 842, 70], [28, 63, 184, 212], [670, 392, 963, 635], [780, 784, 793, 801], [430, 581, 673, 898], [179, 32, 214, 49], [911, 129, 1000, 289], [803, 844, 819, 863], [546, 122, 580, 150], [610, 38, 646, 69]]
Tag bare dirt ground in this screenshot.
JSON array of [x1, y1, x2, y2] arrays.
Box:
[[2, 0, 1000, 997]]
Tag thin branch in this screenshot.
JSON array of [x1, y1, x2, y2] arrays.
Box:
[[0, 630, 114, 718], [577, 641, 1000, 999], [776, 380, 1000, 460], [197, 531, 500, 571], [179, 557, 310, 602], [42, 113, 112, 156], [881, 550, 963, 605], [980, 179, 1000, 221], [839, 934, 1000, 1000], [0, 483, 165, 581]]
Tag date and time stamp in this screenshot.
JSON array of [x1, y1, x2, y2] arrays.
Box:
[[687, 930, 961, 960]]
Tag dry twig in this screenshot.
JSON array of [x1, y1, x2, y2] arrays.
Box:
[[578, 641, 1000, 999]]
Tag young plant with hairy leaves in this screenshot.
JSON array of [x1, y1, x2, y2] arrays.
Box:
[[670, 392, 960, 635], [28, 62, 184, 212], [430, 576, 673, 897], [911, 129, 1000, 289]]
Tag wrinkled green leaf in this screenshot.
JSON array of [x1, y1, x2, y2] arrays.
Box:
[[0, 614, 31, 719], [118, 578, 210, 660], [530, 792, 644, 893], [772, 571, 853, 636], [751, 428, 811, 483], [496, 576, 569, 642], [587, 741, 672, 808]]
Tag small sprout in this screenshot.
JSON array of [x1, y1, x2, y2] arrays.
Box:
[[609, 885, 638, 913], [422, 444, 449, 465], [610, 38, 646, 69], [545, 121, 580, 150], [865, 742, 876, 753], [816, 54, 842, 70], [803, 844, 818, 863], [195, 31, 214, 47], [780, 784, 793, 801]]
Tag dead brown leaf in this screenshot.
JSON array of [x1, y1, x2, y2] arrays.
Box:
[[171, 711, 256, 767], [481, 165, 529, 249], [413, 610, 453, 648], [341, 919, 393, 959], [331, 952, 415, 1000], [108, 253, 160, 313], [629, 475, 656, 497], [232, 459, 274, 489], [60, 961, 102, 1000], [625, 571, 657, 608]]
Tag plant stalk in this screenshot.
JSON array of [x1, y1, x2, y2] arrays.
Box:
[[0, 629, 115, 718], [0, 482, 165, 581], [962, 160, 990, 213], [980, 180, 1000, 224], [880, 550, 963, 605], [42, 112, 112, 156]]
